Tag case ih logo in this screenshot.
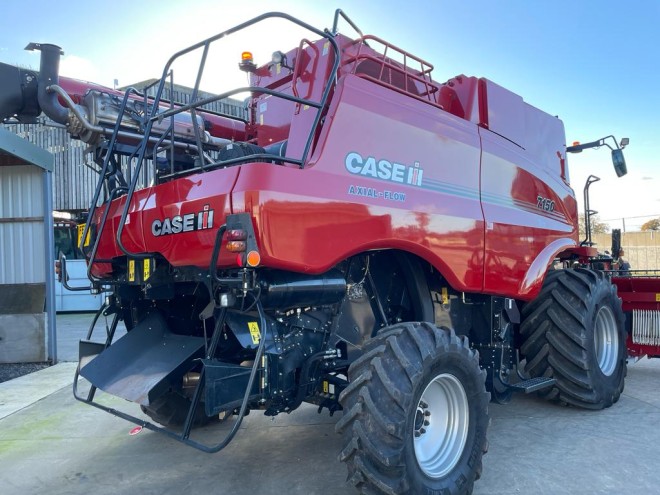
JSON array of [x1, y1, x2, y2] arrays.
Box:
[[345, 152, 424, 186], [151, 205, 214, 237]]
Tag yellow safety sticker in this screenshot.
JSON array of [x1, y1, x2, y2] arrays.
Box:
[[77, 223, 90, 247], [323, 381, 329, 394], [143, 259, 151, 281], [656, 293, 660, 302], [128, 260, 135, 282], [248, 322, 261, 345], [441, 287, 449, 305]]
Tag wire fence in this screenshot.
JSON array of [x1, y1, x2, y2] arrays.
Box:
[[602, 214, 660, 233]]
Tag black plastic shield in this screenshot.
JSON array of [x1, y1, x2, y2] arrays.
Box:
[[79, 312, 205, 406], [203, 359, 262, 416]]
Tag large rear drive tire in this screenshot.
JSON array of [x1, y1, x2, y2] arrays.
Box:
[[336, 322, 490, 495], [520, 268, 626, 409]]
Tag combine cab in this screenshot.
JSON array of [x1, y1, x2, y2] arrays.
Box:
[[0, 10, 642, 495]]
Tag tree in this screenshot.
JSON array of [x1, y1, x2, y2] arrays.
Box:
[[578, 213, 610, 239], [641, 218, 660, 231]]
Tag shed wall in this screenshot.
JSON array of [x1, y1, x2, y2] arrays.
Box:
[[1, 123, 97, 211], [0, 165, 46, 283]]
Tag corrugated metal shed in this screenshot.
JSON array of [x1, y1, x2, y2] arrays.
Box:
[[1, 122, 97, 212], [0, 165, 46, 283], [0, 127, 56, 362], [125, 80, 247, 118]]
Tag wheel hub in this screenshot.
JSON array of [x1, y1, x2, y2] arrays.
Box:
[[413, 373, 469, 479], [594, 305, 620, 376], [414, 402, 430, 437]]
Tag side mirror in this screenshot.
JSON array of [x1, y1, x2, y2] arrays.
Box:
[[612, 149, 627, 177]]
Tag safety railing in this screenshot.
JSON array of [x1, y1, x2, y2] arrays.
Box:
[[344, 34, 443, 109], [78, 87, 143, 271], [73, 293, 269, 454], [110, 12, 340, 259]]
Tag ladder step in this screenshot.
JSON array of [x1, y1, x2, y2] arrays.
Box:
[[507, 377, 556, 394]]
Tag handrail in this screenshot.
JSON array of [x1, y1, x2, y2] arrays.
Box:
[[155, 86, 322, 122], [149, 11, 340, 171], [345, 34, 442, 108], [359, 34, 435, 74], [86, 186, 128, 282], [59, 254, 92, 292], [79, 87, 142, 262], [332, 8, 365, 38], [581, 175, 600, 247], [291, 39, 319, 100], [73, 294, 270, 454], [113, 12, 341, 259], [188, 42, 211, 171]]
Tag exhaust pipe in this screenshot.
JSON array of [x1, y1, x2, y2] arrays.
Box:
[[259, 269, 347, 310], [25, 42, 69, 125]]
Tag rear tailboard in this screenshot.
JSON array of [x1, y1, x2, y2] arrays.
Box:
[[79, 312, 204, 406]]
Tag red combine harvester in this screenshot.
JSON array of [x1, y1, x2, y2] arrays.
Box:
[[1, 9, 657, 495]]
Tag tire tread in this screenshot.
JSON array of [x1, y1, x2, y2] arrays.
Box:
[[337, 322, 489, 494], [520, 268, 626, 409]]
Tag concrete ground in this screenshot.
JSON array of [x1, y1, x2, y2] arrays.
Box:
[[1, 313, 660, 494], [54, 311, 127, 362]]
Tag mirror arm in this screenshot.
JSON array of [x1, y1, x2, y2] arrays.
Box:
[[567, 135, 622, 153]]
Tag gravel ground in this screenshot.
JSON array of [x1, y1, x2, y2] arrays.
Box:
[[0, 362, 52, 383]]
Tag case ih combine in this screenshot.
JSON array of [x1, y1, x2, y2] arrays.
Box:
[[2, 9, 659, 495]]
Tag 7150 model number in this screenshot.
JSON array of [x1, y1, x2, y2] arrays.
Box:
[[537, 195, 555, 212]]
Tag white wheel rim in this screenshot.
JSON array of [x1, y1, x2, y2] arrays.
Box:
[[594, 305, 619, 376], [413, 373, 469, 479]]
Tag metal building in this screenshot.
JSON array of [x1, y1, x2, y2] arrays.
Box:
[[0, 127, 56, 363], [1, 121, 96, 212], [127, 79, 246, 119]]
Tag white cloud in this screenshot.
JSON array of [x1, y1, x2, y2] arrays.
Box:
[[60, 55, 101, 82]]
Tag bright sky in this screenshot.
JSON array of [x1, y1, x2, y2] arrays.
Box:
[[1, 0, 658, 230]]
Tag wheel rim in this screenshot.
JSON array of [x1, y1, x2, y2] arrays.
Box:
[[594, 305, 619, 376], [413, 373, 469, 479]]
